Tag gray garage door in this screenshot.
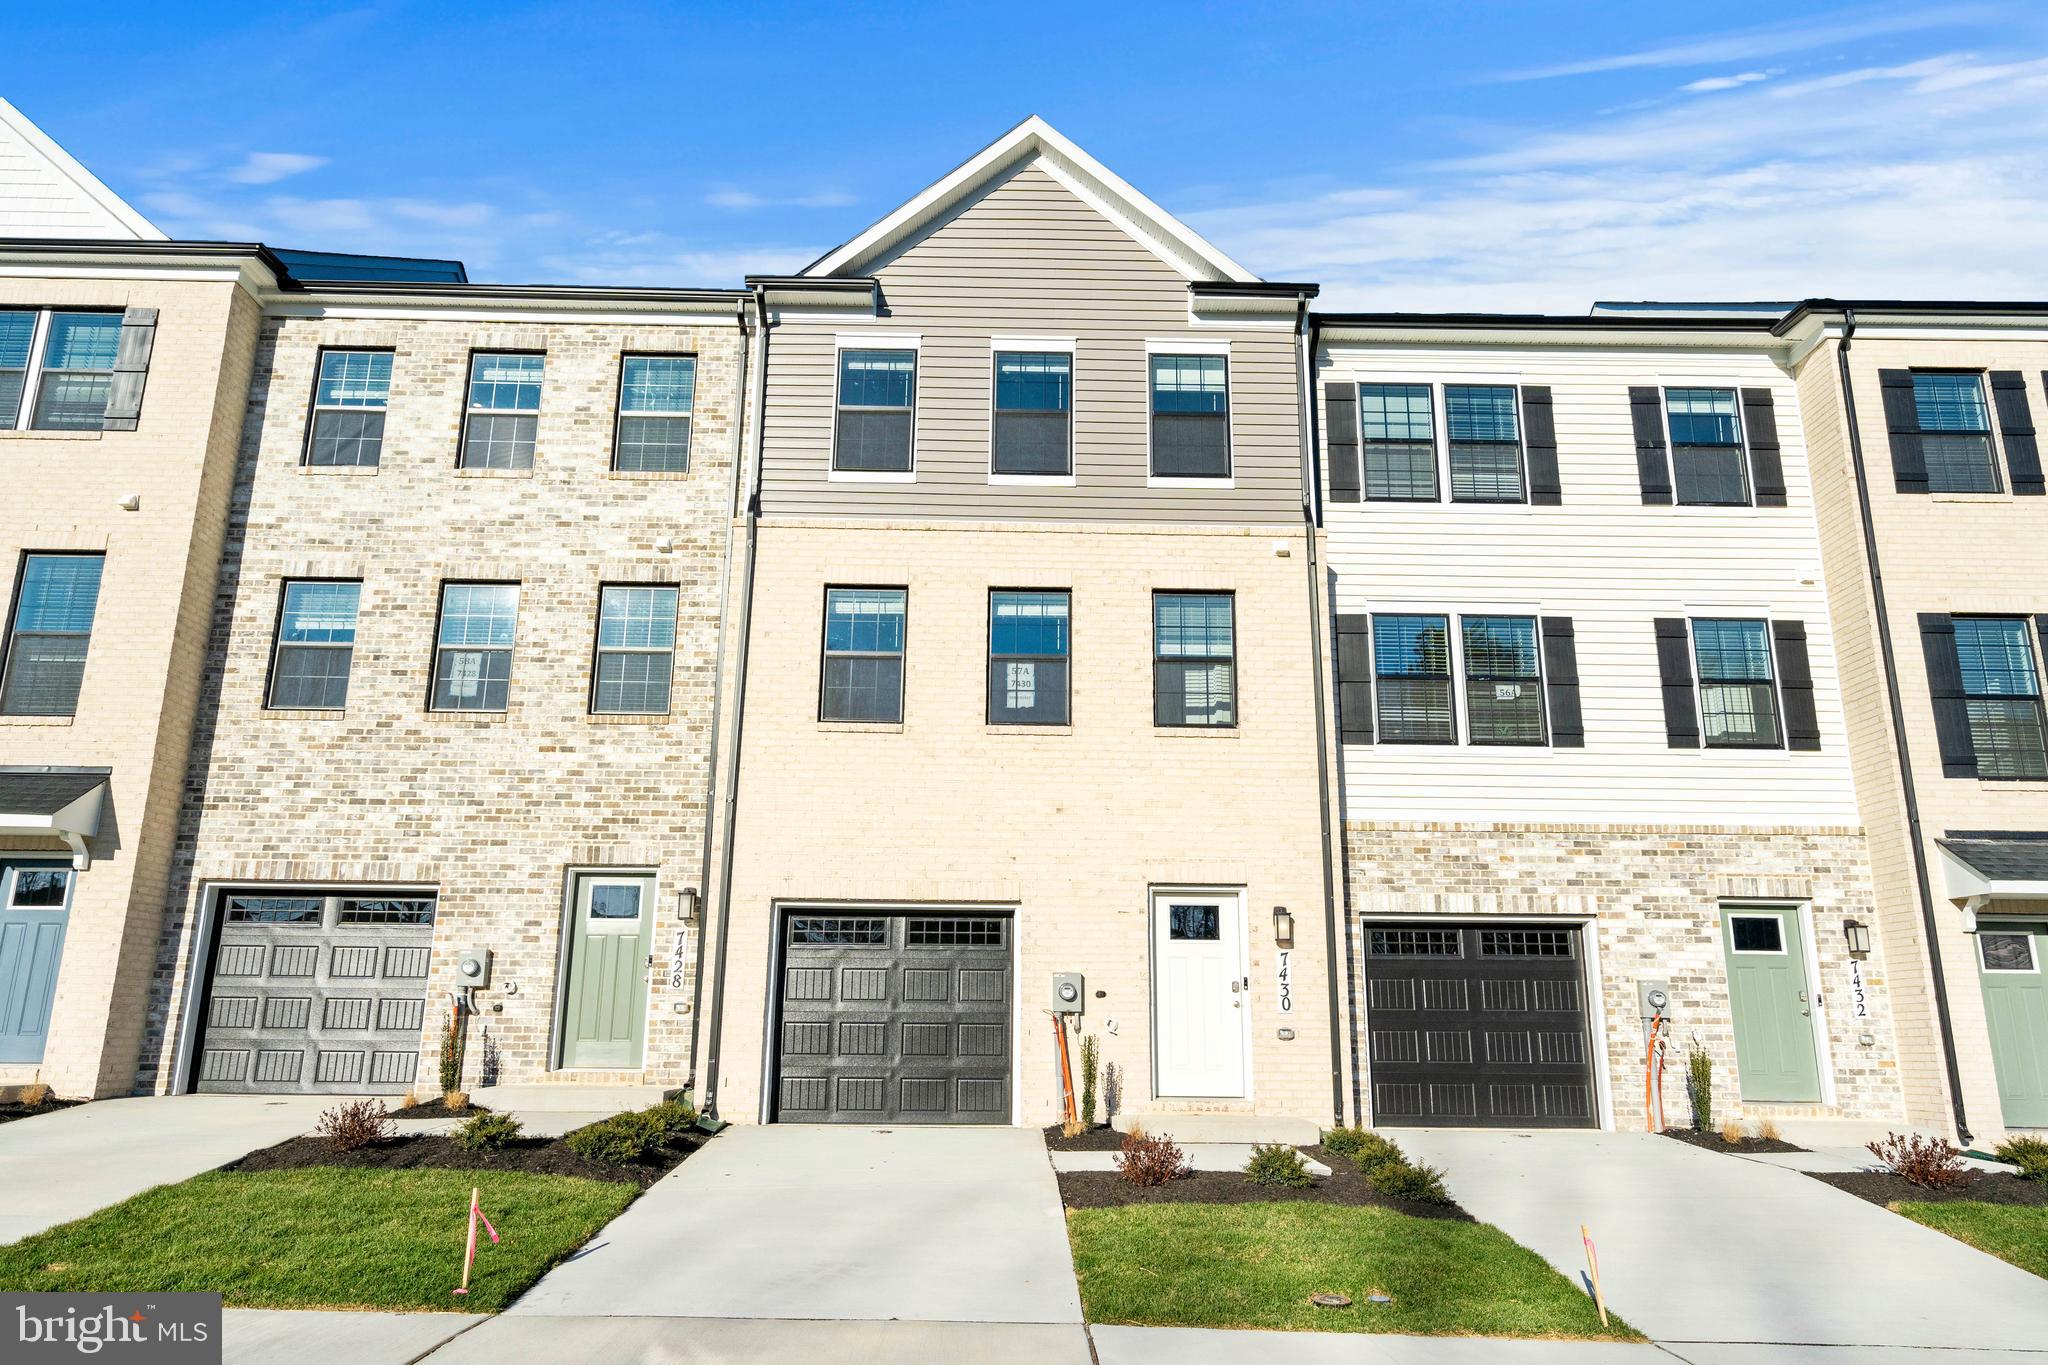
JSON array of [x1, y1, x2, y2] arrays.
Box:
[[194, 890, 435, 1094], [1362, 922, 1596, 1128], [774, 912, 1012, 1124]]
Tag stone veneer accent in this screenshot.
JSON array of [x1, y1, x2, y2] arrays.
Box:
[[1344, 821, 1909, 1130], [137, 313, 742, 1095]]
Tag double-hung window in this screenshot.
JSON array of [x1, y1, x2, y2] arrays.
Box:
[[460, 353, 543, 470], [614, 355, 696, 473], [0, 311, 123, 431], [1359, 383, 1437, 500], [834, 349, 916, 473], [821, 587, 906, 722], [1462, 615, 1544, 744], [989, 590, 1070, 724], [1911, 373, 2001, 493], [305, 350, 392, 467], [1666, 388, 1750, 506], [1446, 386, 1524, 502], [1372, 614, 1453, 743], [431, 583, 519, 712], [1692, 618, 1779, 747], [1149, 354, 1230, 479], [992, 351, 1072, 476], [1, 553, 105, 716], [1153, 592, 1235, 727], [592, 584, 679, 714], [1954, 617, 2048, 778], [268, 580, 361, 709]]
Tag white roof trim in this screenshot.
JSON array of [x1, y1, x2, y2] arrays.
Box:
[[0, 98, 163, 240], [801, 115, 1255, 284], [1940, 844, 2048, 902]]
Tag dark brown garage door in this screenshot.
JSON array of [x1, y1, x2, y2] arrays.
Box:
[[1362, 922, 1596, 1128], [773, 911, 1011, 1124]]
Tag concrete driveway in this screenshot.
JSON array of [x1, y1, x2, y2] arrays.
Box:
[[1401, 1128, 2048, 1354], [0, 1094, 329, 1244]]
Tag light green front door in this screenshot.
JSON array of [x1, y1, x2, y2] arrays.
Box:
[[560, 875, 653, 1069], [1977, 922, 2048, 1128], [1721, 906, 1823, 1102]]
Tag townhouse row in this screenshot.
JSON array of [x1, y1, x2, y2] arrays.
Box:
[[0, 109, 2042, 1146]]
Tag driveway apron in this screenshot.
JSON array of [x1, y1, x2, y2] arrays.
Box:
[[506, 1124, 1085, 1323], [1400, 1128, 2048, 1352]]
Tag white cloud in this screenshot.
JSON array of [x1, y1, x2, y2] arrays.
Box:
[[1681, 70, 1776, 93], [1499, 4, 1995, 80], [705, 187, 856, 211], [225, 151, 329, 184]]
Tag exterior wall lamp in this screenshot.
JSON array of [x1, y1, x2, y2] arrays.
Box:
[[678, 886, 701, 925], [1272, 906, 1295, 949], [1843, 918, 1871, 960]]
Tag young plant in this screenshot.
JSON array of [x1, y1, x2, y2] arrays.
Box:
[[16, 1081, 51, 1109], [1245, 1143, 1316, 1188], [1367, 1158, 1451, 1205], [316, 1099, 395, 1152], [1079, 1034, 1100, 1128], [452, 1111, 523, 1151], [1719, 1117, 1747, 1146], [1867, 1132, 1970, 1189], [1116, 1130, 1192, 1186], [438, 1008, 464, 1096], [1686, 1044, 1713, 1133], [565, 1110, 667, 1165], [647, 1099, 699, 1140], [442, 1090, 470, 1114], [1756, 1115, 1782, 1143], [1996, 1135, 2048, 1182], [1325, 1127, 1405, 1175]]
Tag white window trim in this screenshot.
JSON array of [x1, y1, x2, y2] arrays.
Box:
[[1364, 602, 1550, 751], [5, 307, 124, 432], [304, 348, 393, 467], [590, 584, 681, 717], [1684, 614, 1791, 757], [1979, 924, 2043, 974], [987, 339, 1077, 484], [1911, 369, 2008, 494], [1726, 910, 1791, 956], [461, 352, 545, 469], [1350, 377, 1532, 508], [831, 338, 920, 480], [430, 582, 521, 715], [1658, 383, 1755, 510], [1145, 344, 1234, 486]]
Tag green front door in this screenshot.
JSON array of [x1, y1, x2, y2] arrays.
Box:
[[1721, 906, 1823, 1102], [1977, 922, 2048, 1128], [559, 875, 653, 1069]]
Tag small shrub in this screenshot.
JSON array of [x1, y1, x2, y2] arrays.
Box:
[[1061, 1114, 1084, 1139], [1756, 1115, 1782, 1143], [1996, 1135, 2048, 1183], [1245, 1143, 1315, 1188], [453, 1111, 523, 1151], [16, 1081, 51, 1109], [1116, 1131, 1191, 1186], [1367, 1158, 1451, 1205], [1079, 1034, 1100, 1128], [1719, 1117, 1747, 1145], [1320, 1125, 1371, 1158], [1687, 1045, 1713, 1133], [442, 1090, 470, 1114], [1867, 1131, 1970, 1189], [438, 1010, 463, 1095], [1328, 1128, 1406, 1175], [647, 1098, 698, 1140], [317, 1099, 395, 1152], [565, 1110, 667, 1165]]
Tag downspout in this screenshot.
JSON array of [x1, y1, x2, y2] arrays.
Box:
[[697, 287, 773, 1121], [1834, 308, 1971, 1143], [1295, 299, 1346, 1127], [685, 298, 751, 1089]]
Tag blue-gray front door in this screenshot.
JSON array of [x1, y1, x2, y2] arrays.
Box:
[[0, 863, 74, 1064]]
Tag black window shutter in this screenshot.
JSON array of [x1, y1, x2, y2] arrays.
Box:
[[1879, 369, 1927, 494], [1629, 387, 1672, 504], [1918, 612, 1977, 778], [1771, 620, 1821, 751], [1540, 616, 1583, 747], [1521, 386, 1561, 505], [1325, 383, 1360, 503], [1741, 388, 1788, 507], [1654, 617, 1700, 748], [1992, 372, 2044, 495], [1334, 613, 1373, 744], [101, 306, 158, 432]]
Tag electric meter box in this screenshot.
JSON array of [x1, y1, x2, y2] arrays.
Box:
[[1051, 972, 1084, 1014]]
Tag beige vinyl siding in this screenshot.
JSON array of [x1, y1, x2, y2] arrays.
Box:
[[1319, 342, 1863, 825], [762, 162, 1302, 524]]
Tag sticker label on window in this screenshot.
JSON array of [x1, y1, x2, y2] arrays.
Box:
[[448, 652, 482, 698], [1494, 683, 1521, 701]]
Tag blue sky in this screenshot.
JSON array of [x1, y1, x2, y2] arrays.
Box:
[[11, 1, 2048, 308]]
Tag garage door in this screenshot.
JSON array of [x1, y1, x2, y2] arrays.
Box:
[[774, 911, 1011, 1124], [1362, 922, 1596, 1128], [194, 890, 435, 1094]]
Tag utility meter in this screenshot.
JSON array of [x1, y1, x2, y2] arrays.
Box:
[[457, 946, 494, 990], [1638, 980, 1671, 1018], [1052, 972, 1084, 1014]]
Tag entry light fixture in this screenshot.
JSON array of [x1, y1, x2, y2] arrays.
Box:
[[1272, 906, 1295, 949], [679, 886, 701, 925], [1842, 919, 1871, 960]]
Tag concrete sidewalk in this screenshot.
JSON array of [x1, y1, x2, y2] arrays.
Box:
[[225, 1310, 483, 1365], [1401, 1128, 2048, 1352], [430, 1317, 1091, 1363], [0, 1094, 330, 1243]]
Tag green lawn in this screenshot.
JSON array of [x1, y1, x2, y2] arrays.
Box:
[[1067, 1202, 1639, 1339], [0, 1168, 634, 1313], [1899, 1202, 2048, 1280]]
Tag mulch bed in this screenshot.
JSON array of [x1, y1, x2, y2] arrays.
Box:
[[1042, 1122, 1126, 1152], [225, 1131, 703, 1190], [1813, 1168, 2048, 1208], [0, 1099, 81, 1126], [389, 1098, 492, 1119], [1057, 1144, 1472, 1222], [1661, 1127, 1805, 1155]]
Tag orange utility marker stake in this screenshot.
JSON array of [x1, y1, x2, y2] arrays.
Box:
[[1581, 1224, 1609, 1326], [453, 1185, 500, 1298]]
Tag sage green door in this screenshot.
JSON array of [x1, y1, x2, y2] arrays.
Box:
[[1721, 907, 1823, 1102], [1977, 922, 2048, 1128], [559, 875, 653, 1069]]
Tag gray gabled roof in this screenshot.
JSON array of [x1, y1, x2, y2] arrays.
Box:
[[1939, 834, 2048, 884]]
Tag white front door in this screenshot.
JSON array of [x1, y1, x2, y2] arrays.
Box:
[[1152, 893, 1246, 1097]]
